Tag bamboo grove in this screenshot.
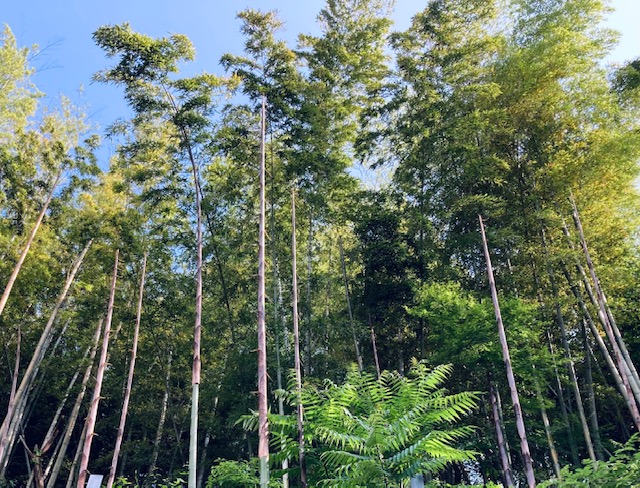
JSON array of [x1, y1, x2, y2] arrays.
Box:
[[1, 0, 640, 486]]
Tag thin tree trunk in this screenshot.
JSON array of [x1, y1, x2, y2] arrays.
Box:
[[570, 201, 640, 426], [562, 260, 640, 431], [479, 216, 535, 488], [37, 333, 97, 486], [369, 313, 381, 379], [6, 326, 19, 437], [0, 327, 20, 483], [77, 249, 119, 488], [549, 286, 596, 461], [107, 251, 147, 488], [547, 331, 580, 465], [0, 172, 61, 318], [291, 188, 307, 487], [0, 240, 91, 469], [164, 83, 204, 488], [338, 235, 363, 372], [566, 203, 640, 387], [581, 318, 604, 460], [196, 430, 210, 488], [149, 349, 172, 476], [560, 262, 629, 404], [66, 410, 88, 488], [46, 318, 103, 488], [489, 380, 514, 487], [1, 320, 69, 480], [532, 370, 561, 478], [305, 210, 313, 377], [540, 227, 596, 461], [271, 169, 289, 488], [257, 95, 269, 487]]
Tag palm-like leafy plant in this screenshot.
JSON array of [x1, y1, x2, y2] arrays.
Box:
[[253, 362, 478, 487]]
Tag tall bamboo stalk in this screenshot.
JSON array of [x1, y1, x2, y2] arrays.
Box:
[[0, 240, 92, 469], [35, 332, 96, 487], [257, 95, 270, 487], [561, 217, 640, 389], [369, 314, 381, 379], [560, 263, 629, 402], [46, 318, 103, 488], [338, 235, 363, 372], [570, 200, 640, 430], [163, 85, 204, 488], [271, 153, 289, 488], [532, 368, 561, 478], [77, 249, 119, 488], [489, 381, 514, 487], [0, 172, 61, 318], [291, 188, 307, 487], [149, 349, 172, 476], [66, 412, 88, 488], [540, 229, 596, 461], [479, 216, 535, 488], [107, 251, 147, 487], [547, 330, 580, 465], [580, 318, 604, 460]]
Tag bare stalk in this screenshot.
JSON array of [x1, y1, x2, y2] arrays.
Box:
[[291, 188, 307, 486], [479, 216, 535, 488], [0, 172, 61, 317], [107, 251, 147, 487], [77, 249, 119, 488], [338, 235, 363, 372], [257, 95, 270, 487]]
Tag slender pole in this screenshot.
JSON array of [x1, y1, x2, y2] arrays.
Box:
[[369, 313, 381, 379], [46, 318, 103, 488], [291, 188, 307, 487], [570, 199, 640, 430], [338, 235, 363, 372], [489, 380, 514, 487], [149, 349, 172, 476], [257, 95, 270, 487], [271, 149, 289, 487], [107, 251, 147, 487], [479, 216, 535, 488], [0, 172, 61, 318], [77, 249, 119, 488], [547, 330, 580, 465], [0, 240, 92, 467]]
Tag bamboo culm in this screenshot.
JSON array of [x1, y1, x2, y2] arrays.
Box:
[[489, 381, 515, 487], [257, 95, 269, 487], [291, 188, 307, 487], [0, 240, 92, 471], [479, 216, 536, 488], [46, 318, 103, 488], [107, 251, 147, 488], [0, 172, 62, 318], [77, 249, 119, 488], [338, 235, 364, 372]]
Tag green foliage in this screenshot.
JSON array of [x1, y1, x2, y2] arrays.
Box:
[[206, 459, 259, 487], [260, 362, 478, 486], [539, 435, 640, 487]]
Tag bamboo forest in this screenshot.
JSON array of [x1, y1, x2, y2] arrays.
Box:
[[2, 0, 640, 486]]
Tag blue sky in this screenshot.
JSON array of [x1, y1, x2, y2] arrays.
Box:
[[2, 0, 639, 157]]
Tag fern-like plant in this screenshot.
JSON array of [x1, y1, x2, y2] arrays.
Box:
[[258, 361, 478, 487]]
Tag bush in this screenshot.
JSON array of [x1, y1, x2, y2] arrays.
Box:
[[539, 434, 640, 487]]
